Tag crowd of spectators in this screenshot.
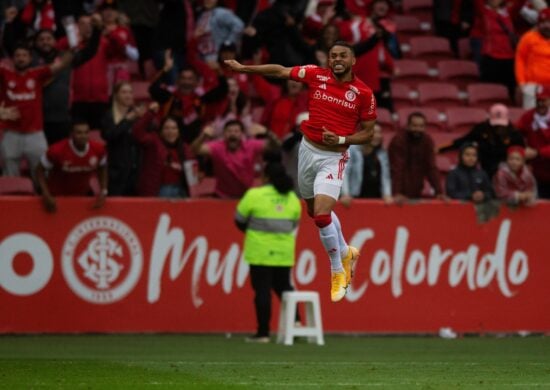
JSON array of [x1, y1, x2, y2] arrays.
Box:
[[0, 0, 549, 211]]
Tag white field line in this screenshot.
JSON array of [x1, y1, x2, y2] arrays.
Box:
[[146, 382, 550, 387], [125, 361, 549, 366]]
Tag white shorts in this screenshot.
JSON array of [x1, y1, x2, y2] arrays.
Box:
[[298, 138, 350, 200]]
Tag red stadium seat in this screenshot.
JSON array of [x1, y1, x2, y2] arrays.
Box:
[[396, 106, 443, 132], [401, 0, 434, 24], [409, 36, 454, 67], [395, 15, 425, 45], [392, 59, 433, 89], [430, 131, 457, 149], [436, 153, 457, 173], [391, 82, 416, 110], [190, 177, 217, 198], [508, 107, 526, 125], [0, 176, 35, 195], [467, 83, 511, 109], [437, 60, 480, 90], [377, 107, 395, 132], [445, 107, 487, 134], [417, 82, 462, 111], [458, 37, 472, 60]]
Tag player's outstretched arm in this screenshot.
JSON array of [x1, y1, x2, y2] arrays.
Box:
[[224, 59, 291, 79]]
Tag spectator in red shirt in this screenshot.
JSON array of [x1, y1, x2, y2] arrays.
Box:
[[516, 85, 550, 198], [35, 120, 108, 213], [132, 103, 192, 198], [388, 112, 444, 202], [0, 43, 73, 177], [99, 0, 139, 90], [191, 119, 280, 198], [60, 14, 126, 129], [493, 146, 537, 205], [473, 0, 523, 97], [149, 50, 229, 144]]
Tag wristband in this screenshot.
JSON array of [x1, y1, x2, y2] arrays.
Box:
[[338, 136, 346, 145]]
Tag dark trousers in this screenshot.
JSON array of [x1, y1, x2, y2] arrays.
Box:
[[249, 265, 296, 337], [480, 55, 516, 99], [538, 181, 550, 199]]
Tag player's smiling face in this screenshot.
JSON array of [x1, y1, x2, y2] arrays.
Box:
[[328, 45, 355, 77]]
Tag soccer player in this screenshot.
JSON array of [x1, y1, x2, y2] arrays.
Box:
[[225, 41, 377, 302], [35, 120, 108, 213]]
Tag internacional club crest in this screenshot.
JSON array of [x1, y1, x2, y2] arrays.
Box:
[[61, 217, 143, 304]]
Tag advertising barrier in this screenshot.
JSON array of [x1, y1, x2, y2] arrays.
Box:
[[1, 197, 549, 334]]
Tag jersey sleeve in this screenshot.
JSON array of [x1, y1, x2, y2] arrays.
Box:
[[289, 65, 320, 85], [42, 145, 60, 169], [360, 91, 377, 122], [236, 189, 255, 221], [34, 66, 53, 85]]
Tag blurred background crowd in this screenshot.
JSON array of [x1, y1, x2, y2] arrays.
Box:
[[0, 0, 548, 210]]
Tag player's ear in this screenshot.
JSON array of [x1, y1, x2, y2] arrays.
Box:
[[351, 56, 356, 66]]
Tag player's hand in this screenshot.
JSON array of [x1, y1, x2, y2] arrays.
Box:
[[394, 194, 407, 205], [91, 13, 103, 30], [149, 102, 160, 113], [525, 147, 538, 160], [322, 127, 340, 145], [224, 59, 245, 72], [93, 192, 107, 209], [163, 49, 174, 72], [42, 195, 57, 213], [0, 102, 20, 121], [202, 125, 215, 138], [472, 190, 484, 203], [340, 195, 352, 208], [383, 195, 394, 205]]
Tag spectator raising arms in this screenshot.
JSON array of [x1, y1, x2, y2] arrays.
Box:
[[493, 146, 537, 205], [446, 142, 493, 203], [191, 119, 280, 199], [101, 81, 141, 196], [132, 103, 192, 199], [35, 120, 108, 213], [0, 43, 74, 178]]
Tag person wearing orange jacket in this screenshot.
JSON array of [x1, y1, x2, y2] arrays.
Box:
[[515, 8, 550, 108]]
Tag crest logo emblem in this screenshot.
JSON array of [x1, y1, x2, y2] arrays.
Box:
[[26, 79, 35, 90], [345, 90, 356, 102], [62, 217, 143, 304]]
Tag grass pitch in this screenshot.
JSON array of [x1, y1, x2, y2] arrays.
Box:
[[0, 334, 549, 389]]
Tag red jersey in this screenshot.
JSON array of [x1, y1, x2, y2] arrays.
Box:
[[41, 139, 107, 196], [289, 65, 377, 144], [0, 65, 52, 133]]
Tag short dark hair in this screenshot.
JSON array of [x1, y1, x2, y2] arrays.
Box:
[[71, 119, 90, 130], [224, 119, 245, 132], [328, 41, 355, 56], [13, 42, 32, 55], [407, 111, 426, 124]]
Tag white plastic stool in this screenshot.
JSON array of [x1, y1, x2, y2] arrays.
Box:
[[277, 291, 324, 346]]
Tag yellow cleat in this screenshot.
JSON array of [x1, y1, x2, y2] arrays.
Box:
[[331, 271, 347, 302], [342, 246, 360, 286]]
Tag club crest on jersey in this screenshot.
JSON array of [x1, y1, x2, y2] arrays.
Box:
[[345, 90, 357, 102], [89, 156, 98, 167], [26, 79, 36, 90], [61, 217, 143, 304]]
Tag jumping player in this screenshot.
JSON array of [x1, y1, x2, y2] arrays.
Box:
[[225, 42, 377, 302]]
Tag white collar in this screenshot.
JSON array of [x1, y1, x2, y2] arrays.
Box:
[[69, 139, 89, 157]]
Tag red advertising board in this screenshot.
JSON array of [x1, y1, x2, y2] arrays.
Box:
[[0, 197, 548, 334]]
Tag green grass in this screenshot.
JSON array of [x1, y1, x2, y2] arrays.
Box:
[[0, 335, 549, 389]]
